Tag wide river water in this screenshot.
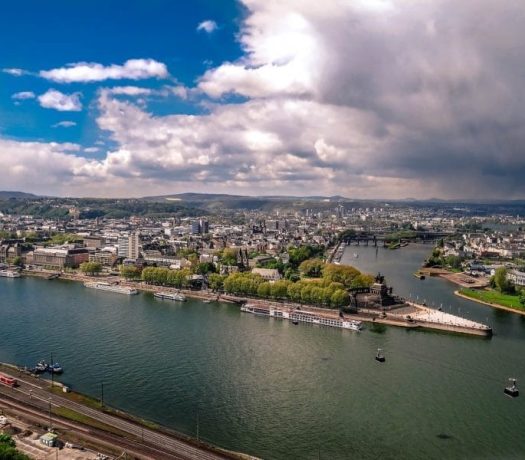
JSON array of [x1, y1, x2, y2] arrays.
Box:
[[1, 244, 524, 459]]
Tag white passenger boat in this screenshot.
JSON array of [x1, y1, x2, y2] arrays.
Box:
[[154, 291, 186, 301], [0, 270, 21, 278], [241, 304, 362, 331], [84, 281, 138, 295]]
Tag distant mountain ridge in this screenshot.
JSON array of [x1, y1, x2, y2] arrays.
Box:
[[0, 191, 39, 199]]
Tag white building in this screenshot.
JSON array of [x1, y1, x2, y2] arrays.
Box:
[[508, 270, 525, 287], [118, 232, 141, 259], [251, 267, 281, 281]]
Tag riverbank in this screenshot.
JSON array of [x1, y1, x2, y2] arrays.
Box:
[[455, 289, 525, 316], [0, 363, 257, 460], [20, 269, 491, 337], [419, 267, 490, 288]]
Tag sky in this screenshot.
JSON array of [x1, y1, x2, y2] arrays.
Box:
[[1, 0, 525, 200]]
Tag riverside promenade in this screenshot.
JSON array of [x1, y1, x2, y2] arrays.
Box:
[[21, 269, 492, 336]]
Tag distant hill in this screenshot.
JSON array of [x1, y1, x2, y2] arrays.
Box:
[[0, 191, 39, 199], [141, 192, 382, 212]]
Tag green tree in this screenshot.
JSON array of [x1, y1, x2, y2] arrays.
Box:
[[0, 434, 30, 460], [12, 256, 23, 267], [299, 259, 325, 277], [330, 289, 350, 308], [323, 264, 361, 288], [270, 280, 291, 299], [494, 267, 513, 294], [287, 282, 303, 302], [350, 273, 375, 289], [257, 282, 272, 297], [445, 255, 462, 269], [208, 273, 226, 292], [195, 262, 216, 275], [221, 248, 238, 266], [79, 261, 102, 276], [120, 265, 141, 280]]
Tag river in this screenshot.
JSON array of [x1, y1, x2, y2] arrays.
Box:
[[1, 244, 524, 459]]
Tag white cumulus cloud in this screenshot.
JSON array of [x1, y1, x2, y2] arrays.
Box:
[[38, 89, 82, 111], [106, 86, 153, 96], [52, 121, 77, 128], [11, 91, 35, 100], [197, 20, 218, 33], [2, 68, 26, 76], [39, 59, 168, 83]]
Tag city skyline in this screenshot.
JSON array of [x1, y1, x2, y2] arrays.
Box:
[[1, 0, 525, 199]]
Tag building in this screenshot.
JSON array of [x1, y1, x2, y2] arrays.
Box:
[[129, 232, 140, 259], [89, 249, 117, 267], [508, 269, 525, 287], [33, 246, 89, 269], [0, 241, 22, 263], [251, 267, 282, 281], [83, 235, 105, 249], [191, 219, 209, 235], [118, 233, 140, 259], [191, 220, 201, 234], [200, 219, 209, 234], [40, 432, 58, 447]]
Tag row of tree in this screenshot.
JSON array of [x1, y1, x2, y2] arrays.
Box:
[[222, 272, 352, 308], [141, 267, 193, 288], [79, 261, 102, 275]]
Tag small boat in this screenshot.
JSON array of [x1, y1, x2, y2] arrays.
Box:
[[0, 270, 21, 278], [504, 378, 519, 398], [203, 299, 212, 304], [35, 360, 48, 373], [154, 291, 186, 301], [375, 348, 386, 363], [353, 253, 359, 258], [292, 320, 299, 325], [48, 363, 63, 374], [414, 272, 425, 280]]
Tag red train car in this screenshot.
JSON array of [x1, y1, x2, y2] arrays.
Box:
[[0, 373, 17, 387]]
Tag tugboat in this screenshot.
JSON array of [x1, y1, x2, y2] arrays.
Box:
[[375, 348, 386, 363], [504, 378, 519, 398], [34, 360, 48, 373]]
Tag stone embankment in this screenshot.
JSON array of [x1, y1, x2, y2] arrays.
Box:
[[21, 269, 492, 336]]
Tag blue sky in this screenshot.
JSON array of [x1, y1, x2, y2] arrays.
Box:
[[1, 0, 524, 199], [0, 0, 243, 154]]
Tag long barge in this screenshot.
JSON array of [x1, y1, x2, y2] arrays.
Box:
[[241, 303, 363, 331]]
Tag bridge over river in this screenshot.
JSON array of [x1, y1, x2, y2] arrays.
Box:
[[342, 231, 454, 246]]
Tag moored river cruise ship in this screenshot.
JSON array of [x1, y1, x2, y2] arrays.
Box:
[[84, 281, 138, 295], [241, 304, 363, 331]]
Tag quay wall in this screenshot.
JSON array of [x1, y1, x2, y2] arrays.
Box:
[[19, 269, 490, 336], [416, 321, 491, 337]]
